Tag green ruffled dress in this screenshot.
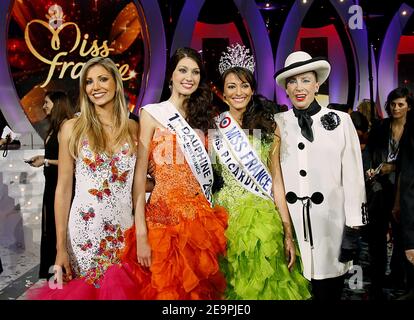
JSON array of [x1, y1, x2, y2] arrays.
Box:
[[214, 138, 311, 300]]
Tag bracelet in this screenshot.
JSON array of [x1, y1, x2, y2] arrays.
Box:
[[44, 158, 50, 167]]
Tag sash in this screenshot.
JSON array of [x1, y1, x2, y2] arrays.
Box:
[[142, 101, 213, 206], [213, 111, 274, 200]]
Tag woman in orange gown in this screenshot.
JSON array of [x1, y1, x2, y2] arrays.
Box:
[[121, 47, 228, 299]]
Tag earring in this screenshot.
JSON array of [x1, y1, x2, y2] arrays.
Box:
[[223, 95, 226, 100]]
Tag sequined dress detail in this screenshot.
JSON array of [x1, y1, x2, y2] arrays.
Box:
[[121, 128, 228, 300]]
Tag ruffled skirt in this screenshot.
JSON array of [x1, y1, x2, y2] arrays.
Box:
[[27, 263, 141, 300], [120, 199, 228, 299], [215, 191, 311, 300]]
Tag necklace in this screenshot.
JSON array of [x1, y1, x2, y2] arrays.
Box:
[[101, 122, 115, 132], [232, 115, 242, 126]]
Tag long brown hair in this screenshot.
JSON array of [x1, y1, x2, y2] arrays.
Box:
[[45, 91, 74, 136], [167, 47, 217, 133], [69, 57, 135, 157]]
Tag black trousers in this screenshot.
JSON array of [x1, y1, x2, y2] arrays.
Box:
[[366, 181, 395, 294], [0, 257, 3, 274], [311, 275, 345, 301], [389, 219, 408, 286]]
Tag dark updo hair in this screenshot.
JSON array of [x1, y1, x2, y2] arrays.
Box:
[[166, 47, 217, 133], [221, 67, 277, 142], [385, 87, 414, 117]]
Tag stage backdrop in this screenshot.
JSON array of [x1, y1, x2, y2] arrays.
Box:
[[4, 0, 156, 138]]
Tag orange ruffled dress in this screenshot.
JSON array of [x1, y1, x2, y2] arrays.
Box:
[[121, 128, 228, 299]]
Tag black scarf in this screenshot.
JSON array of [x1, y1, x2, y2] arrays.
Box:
[[292, 100, 321, 142]]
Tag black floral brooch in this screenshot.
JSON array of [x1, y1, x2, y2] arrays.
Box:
[[320, 112, 340, 131]]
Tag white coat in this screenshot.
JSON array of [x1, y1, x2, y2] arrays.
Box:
[[275, 107, 367, 280]]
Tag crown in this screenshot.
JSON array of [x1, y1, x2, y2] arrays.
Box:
[[218, 43, 255, 75]]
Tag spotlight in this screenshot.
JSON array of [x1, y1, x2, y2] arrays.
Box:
[[402, 10, 407, 16], [265, 2, 270, 8]]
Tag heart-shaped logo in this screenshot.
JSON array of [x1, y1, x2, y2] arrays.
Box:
[[24, 19, 81, 65]]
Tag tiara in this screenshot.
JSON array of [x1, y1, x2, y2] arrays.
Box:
[[218, 43, 255, 75]]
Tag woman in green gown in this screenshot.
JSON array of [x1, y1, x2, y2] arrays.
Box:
[[212, 44, 311, 300]]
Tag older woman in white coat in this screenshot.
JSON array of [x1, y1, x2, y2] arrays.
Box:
[[273, 51, 367, 300]]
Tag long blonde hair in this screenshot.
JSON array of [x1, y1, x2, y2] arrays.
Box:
[[69, 57, 136, 157]]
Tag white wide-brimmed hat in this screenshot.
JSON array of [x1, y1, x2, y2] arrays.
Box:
[[274, 51, 331, 88]]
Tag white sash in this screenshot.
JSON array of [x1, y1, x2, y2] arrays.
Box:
[[213, 111, 274, 200], [142, 101, 213, 205]]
